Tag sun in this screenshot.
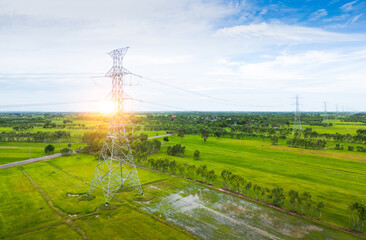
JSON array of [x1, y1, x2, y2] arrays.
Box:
[[98, 100, 115, 114]]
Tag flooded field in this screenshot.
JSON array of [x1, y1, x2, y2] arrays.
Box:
[[138, 181, 360, 240]]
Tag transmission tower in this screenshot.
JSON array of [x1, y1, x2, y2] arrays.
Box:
[[293, 95, 302, 131], [88, 47, 143, 205], [323, 101, 329, 124]]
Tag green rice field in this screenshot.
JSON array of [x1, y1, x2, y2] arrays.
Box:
[[152, 134, 366, 232], [0, 154, 361, 239]]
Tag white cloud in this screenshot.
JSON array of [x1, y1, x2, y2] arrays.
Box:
[[0, 0, 365, 111], [215, 22, 360, 45], [350, 13, 363, 24], [309, 9, 328, 21], [323, 14, 350, 22], [340, 0, 358, 12]]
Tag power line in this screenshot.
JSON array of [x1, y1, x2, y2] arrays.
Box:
[[0, 72, 290, 110], [132, 73, 288, 109], [0, 99, 103, 109]]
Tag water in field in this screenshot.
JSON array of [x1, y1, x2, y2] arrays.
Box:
[[139, 182, 355, 240]]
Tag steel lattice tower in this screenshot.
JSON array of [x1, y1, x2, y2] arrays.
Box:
[[293, 95, 302, 131], [88, 47, 143, 205], [323, 101, 329, 123]]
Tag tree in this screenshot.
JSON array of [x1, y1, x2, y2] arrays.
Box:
[[177, 128, 185, 143], [167, 144, 185, 157], [299, 192, 312, 214], [348, 201, 366, 232], [316, 201, 325, 219], [177, 163, 186, 177], [139, 133, 148, 142], [200, 128, 210, 143], [245, 181, 252, 193], [186, 165, 196, 179], [270, 135, 279, 145], [214, 128, 223, 138], [206, 170, 216, 185], [253, 184, 261, 199], [288, 190, 299, 212], [194, 150, 200, 160], [270, 187, 285, 207], [44, 144, 55, 155], [169, 160, 177, 174], [163, 136, 169, 143], [68, 143, 72, 148], [152, 139, 161, 153], [196, 165, 208, 182], [221, 170, 232, 189]]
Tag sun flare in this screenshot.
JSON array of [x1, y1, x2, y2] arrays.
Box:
[[98, 100, 115, 114]]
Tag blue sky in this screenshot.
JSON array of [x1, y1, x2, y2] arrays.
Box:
[[0, 0, 365, 112]]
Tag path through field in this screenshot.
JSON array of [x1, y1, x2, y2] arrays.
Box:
[[0, 134, 172, 169], [0, 153, 64, 169]]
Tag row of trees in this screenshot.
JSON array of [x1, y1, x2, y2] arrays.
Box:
[[12, 124, 34, 131], [348, 201, 366, 233], [221, 170, 324, 218], [0, 131, 71, 142], [286, 138, 327, 150], [137, 157, 216, 185], [348, 145, 366, 152], [336, 144, 366, 152], [134, 156, 326, 221]]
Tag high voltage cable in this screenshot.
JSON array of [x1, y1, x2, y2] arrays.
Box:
[[131, 73, 289, 108], [1, 72, 290, 110], [0, 100, 102, 109], [0, 72, 103, 77]]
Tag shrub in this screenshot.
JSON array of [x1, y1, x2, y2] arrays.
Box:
[[44, 144, 55, 154], [60, 147, 73, 156], [167, 144, 185, 157], [194, 150, 200, 160]]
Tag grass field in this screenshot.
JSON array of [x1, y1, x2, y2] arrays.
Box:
[[0, 154, 361, 239], [0, 142, 86, 165], [0, 155, 192, 240], [152, 134, 366, 232], [0, 130, 167, 165], [291, 121, 366, 135]]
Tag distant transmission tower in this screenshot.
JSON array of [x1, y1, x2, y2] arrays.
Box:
[[293, 95, 302, 131], [88, 47, 143, 205], [323, 101, 329, 123]]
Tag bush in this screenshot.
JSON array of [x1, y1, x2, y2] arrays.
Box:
[[44, 144, 55, 154], [60, 148, 73, 156], [348, 146, 354, 151], [194, 150, 200, 160], [167, 144, 185, 157]]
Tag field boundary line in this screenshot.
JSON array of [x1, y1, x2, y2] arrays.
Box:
[[141, 178, 171, 186], [2, 221, 66, 239], [135, 164, 366, 239], [46, 161, 89, 183], [20, 167, 89, 240]]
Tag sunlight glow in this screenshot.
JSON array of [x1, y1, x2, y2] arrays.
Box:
[[98, 100, 115, 114]]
